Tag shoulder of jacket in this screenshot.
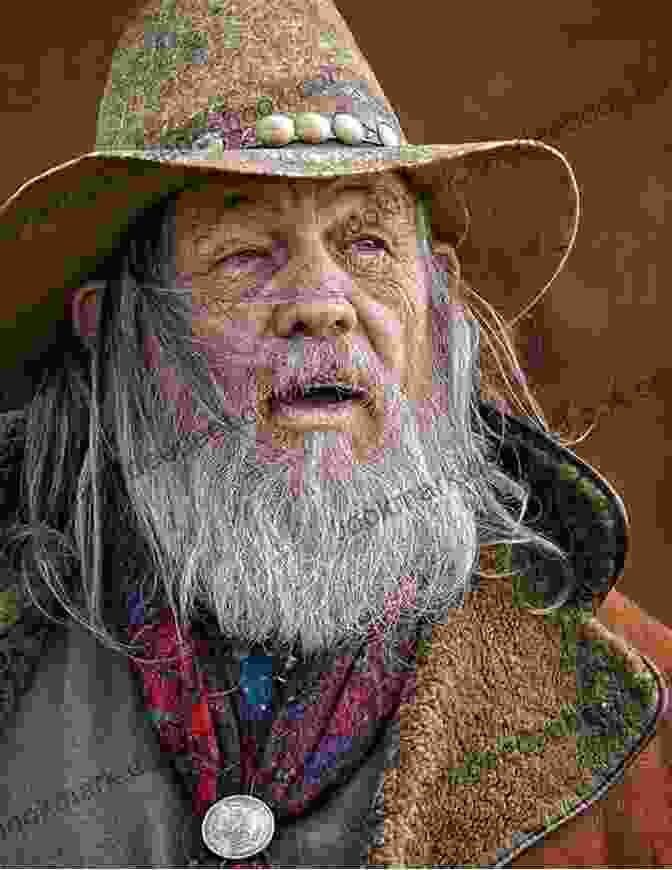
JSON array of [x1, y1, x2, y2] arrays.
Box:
[[0, 408, 26, 525], [0, 583, 20, 635], [0, 408, 28, 631], [0, 542, 53, 730], [0, 410, 57, 734], [0, 408, 26, 464], [0, 593, 53, 734]]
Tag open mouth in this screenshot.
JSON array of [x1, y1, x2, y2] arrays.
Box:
[[269, 382, 369, 417]]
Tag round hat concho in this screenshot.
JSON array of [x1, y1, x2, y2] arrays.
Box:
[[201, 794, 274, 861], [0, 0, 581, 413]]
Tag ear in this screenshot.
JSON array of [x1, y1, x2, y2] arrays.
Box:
[[70, 283, 104, 347]]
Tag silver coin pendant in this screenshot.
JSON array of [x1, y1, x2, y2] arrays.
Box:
[[201, 795, 275, 860]]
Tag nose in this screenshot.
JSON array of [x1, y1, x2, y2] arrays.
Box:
[[270, 230, 359, 339], [274, 300, 358, 339]]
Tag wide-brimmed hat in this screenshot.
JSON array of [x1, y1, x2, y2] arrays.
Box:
[[0, 0, 580, 412]]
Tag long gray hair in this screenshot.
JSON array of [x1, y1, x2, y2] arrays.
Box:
[[2, 181, 589, 661]]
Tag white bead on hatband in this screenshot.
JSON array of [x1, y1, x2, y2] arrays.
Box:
[[255, 112, 395, 147]]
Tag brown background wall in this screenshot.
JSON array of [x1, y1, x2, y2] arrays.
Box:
[[1, 1, 669, 626]]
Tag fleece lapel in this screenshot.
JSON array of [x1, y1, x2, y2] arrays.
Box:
[[368, 400, 668, 868], [367, 544, 667, 867]]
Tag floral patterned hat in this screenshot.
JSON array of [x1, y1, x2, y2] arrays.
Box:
[[0, 0, 580, 410]]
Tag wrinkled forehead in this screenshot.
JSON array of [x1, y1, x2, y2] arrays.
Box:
[[174, 169, 417, 236]]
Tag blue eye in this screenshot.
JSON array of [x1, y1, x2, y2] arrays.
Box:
[[228, 250, 265, 262], [351, 237, 387, 254], [214, 250, 268, 270]]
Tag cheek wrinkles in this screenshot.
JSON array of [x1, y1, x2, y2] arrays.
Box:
[[349, 287, 407, 374], [352, 250, 420, 317]]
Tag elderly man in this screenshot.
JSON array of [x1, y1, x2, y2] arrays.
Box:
[[0, 0, 670, 867]]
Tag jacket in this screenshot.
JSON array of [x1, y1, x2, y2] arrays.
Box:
[[0, 400, 670, 868]]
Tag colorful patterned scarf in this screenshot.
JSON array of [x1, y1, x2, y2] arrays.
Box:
[[126, 581, 421, 867]]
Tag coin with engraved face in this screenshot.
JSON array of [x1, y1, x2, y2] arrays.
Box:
[[201, 795, 275, 859]]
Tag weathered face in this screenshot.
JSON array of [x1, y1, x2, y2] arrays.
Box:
[[168, 170, 436, 468], [71, 171, 478, 660]]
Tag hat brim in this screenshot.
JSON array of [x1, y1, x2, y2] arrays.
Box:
[[0, 138, 579, 410]]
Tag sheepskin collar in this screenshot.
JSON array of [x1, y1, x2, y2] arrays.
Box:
[[0, 401, 668, 867]]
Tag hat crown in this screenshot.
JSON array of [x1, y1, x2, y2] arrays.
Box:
[[96, 0, 407, 155]]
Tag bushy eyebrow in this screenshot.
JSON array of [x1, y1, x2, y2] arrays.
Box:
[[184, 176, 412, 248], [319, 175, 408, 204], [189, 174, 408, 214]]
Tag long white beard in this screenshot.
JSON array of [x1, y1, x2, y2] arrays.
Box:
[[126, 382, 479, 661]]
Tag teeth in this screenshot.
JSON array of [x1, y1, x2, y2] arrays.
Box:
[[273, 381, 365, 403], [304, 381, 357, 392]]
